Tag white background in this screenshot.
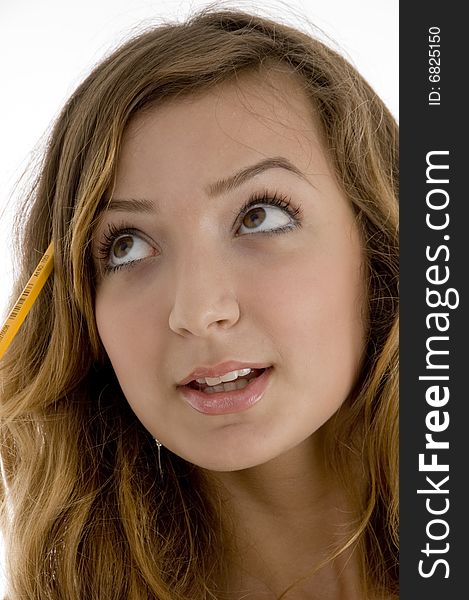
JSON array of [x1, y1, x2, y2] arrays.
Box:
[[0, 0, 398, 592]]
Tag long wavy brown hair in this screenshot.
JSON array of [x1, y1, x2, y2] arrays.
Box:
[[0, 5, 398, 599]]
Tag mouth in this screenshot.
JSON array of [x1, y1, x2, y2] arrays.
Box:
[[178, 367, 272, 415], [187, 368, 266, 394]]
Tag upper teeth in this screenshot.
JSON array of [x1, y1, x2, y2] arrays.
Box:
[[195, 368, 252, 386]]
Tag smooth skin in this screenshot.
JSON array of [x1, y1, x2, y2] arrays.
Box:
[[93, 67, 368, 598]]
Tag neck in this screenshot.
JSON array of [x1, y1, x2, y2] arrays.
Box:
[[203, 435, 364, 599]]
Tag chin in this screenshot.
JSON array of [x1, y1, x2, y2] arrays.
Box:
[[180, 442, 287, 473], [196, 457, 263, 472]]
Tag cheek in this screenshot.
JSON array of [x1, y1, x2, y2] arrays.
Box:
[[245, 246, 366, 416], [95, 292, 129, 356], [246, 250, 365, 343], [94, 288, 167, 380]]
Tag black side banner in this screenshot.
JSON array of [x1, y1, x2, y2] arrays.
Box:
[[400, 3, 467, 598]]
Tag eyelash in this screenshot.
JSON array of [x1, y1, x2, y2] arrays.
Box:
[[237, 189, 302, 235], [97, 189, 302, 274], [97, 224, 142, 274]]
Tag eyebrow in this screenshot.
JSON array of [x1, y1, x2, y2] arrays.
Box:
[[104, 156, 309, 213], [205, 156, 310, 197], [101, 197, 155, 214]]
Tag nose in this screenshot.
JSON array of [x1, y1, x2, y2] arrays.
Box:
[[168, 252, 240, 337]]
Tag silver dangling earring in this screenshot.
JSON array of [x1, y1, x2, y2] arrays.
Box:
[[154, 438, 163, 476]]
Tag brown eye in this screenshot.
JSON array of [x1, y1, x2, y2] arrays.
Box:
[[104, 232, 155, 270], [113, 235, 134, 258], [242, 207, 267, 229], [238, 203, 293, 235]]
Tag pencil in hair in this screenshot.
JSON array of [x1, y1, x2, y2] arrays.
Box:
[[0, 242, 54, 360]]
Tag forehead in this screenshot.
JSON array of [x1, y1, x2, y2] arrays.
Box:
[[113, 68, 329, 192], [133, 66, 317, 134]]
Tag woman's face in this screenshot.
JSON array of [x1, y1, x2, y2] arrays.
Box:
[[93, 70, 366, 471]]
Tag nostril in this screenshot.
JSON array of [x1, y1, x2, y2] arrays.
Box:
[[168, 292, 241, 338]]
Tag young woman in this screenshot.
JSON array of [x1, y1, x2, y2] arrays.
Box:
[[0, 7, 398, 599]]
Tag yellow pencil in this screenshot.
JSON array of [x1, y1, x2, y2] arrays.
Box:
[[0, 242, 54, 360]]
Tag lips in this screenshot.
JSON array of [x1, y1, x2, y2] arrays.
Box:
[[178, 366, 273, 415], [188, 368, 263, 392], [178, 361, 272, 386]]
